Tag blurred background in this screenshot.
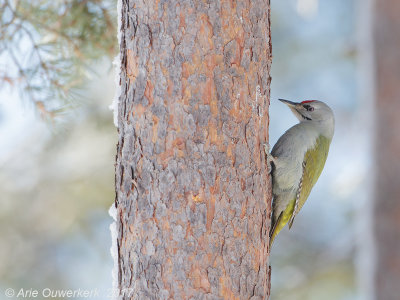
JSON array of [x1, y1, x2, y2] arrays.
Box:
[[1, 0, 397, 299], [0, 0, 118, 298], [269, 1, 373, 299]]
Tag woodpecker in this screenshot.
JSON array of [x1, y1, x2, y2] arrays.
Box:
[[268, 99, 335, 246]]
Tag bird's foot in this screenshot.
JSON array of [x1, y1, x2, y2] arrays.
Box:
[[264, 142, 270, 156], [263, 142, 275, 174]]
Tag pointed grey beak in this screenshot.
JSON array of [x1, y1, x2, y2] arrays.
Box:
[[278, 99, 299, 107]]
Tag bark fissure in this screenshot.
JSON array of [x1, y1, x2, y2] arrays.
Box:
[[115, 0, 272, 299]]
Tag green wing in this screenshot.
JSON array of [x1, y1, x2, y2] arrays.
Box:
[[288, 135, 331, 228]]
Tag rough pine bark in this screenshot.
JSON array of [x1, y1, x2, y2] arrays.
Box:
[[373, 0, 400, 299], [114, 0, 272, 299]]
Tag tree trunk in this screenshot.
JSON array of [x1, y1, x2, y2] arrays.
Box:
[[373, 0, 400, 299], [114, 1, 272, 299]]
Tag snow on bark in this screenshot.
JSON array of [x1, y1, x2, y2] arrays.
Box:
[[109, 0, 123, 128], [109, 204, 120, 300], [110, 54, 121, 128], [110, 1, 123, 298]]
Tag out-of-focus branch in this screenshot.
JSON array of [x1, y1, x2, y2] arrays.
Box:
[[0, 0, 117, 118]]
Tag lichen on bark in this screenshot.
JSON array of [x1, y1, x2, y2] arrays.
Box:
[[114, 0, 272, 299]]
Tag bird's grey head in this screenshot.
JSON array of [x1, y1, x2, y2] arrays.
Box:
[[279, 99, 334, 122], [279, 99, 335, 137]]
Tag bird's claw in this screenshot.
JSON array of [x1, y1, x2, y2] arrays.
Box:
[[264, 142, 270, 156], [264, 142, 274, 174]]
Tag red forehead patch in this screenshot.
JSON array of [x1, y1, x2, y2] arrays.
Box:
[[301, 100, 316, 104]]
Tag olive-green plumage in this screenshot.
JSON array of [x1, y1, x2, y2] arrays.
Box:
[[270, 135, 331, 245], [268, 99, 334, 247]]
